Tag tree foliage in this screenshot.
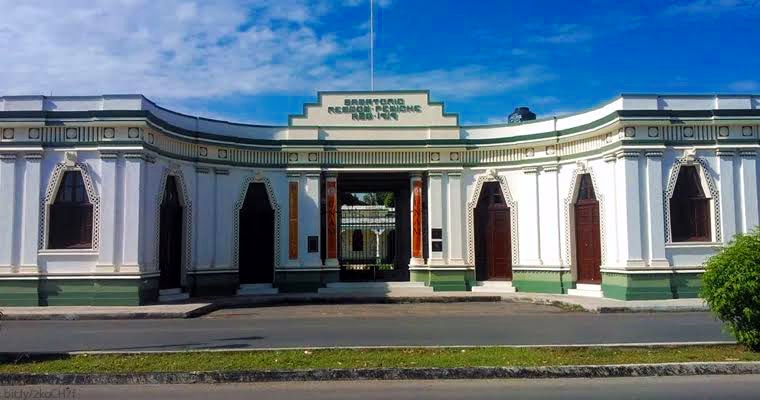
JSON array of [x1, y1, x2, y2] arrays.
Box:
[[701, 228, 760, 351]]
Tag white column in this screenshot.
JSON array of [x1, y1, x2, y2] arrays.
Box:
[[446, 172, 465, 265], [0, 154, 17, 272], [520, 167, 542, 266], [19, 153, 42, 272], [427, 172, 444, 265], [195, 167, 213, 269], [717, 149, 737, 241], [539, 165, 561, 266], [97, 152, 118, 272], [122, 154, 144, 273], [302, 173, 322, 267], [602, 155, 619, 268], [740, 150, 759, 232], [616, 150, 645, 267], [645, 151, 668, 267], [213, 168, 230, 269]]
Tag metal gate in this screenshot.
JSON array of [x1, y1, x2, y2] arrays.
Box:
[[338, 205, 397, 281]]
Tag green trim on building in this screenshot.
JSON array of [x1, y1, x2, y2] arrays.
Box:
[[410, 269, 473, 292], [274, 270, 338, 293], [601, 271, 703, 300], [0, 280, 40, 306], [513, 270, 573, 294], [187, 272, 239, 297]]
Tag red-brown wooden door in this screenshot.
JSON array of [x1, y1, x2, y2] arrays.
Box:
[[488, 204, 512, 280], [574, 201, 601, 284]]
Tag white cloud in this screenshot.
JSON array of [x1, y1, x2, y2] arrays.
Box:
[[663, 0, 752, 15], [0, 0, 551, 116], [530, 24, 593, 44], [728, 80, 760, 91]]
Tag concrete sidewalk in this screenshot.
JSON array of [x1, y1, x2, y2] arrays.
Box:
[[0, 292, 709, 320]]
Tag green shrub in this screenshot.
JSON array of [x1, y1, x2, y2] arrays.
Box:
[[701, 228, 760, 351]]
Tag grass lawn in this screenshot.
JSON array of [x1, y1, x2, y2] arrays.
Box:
[[0, 345, 758, 374]]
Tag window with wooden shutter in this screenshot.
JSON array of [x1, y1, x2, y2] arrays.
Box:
[[49, 171, 93, 249], [670, 166, 711, 242]]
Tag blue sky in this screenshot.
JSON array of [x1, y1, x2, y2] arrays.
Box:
[[1, 0, 758, 125]]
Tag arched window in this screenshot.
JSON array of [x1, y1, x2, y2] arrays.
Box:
[[49, 170, 93, 249], [670, 166, 710, 242], [576, 174, 596, 202], [352, 229, 364, 252]]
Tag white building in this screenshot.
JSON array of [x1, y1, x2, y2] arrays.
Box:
[[0, 91, 757, 305]]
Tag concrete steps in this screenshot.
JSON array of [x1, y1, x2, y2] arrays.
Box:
[[471, 281, 516, 293], [567, 283, 603, 298], [318, 281, 434, 295], [158, 288, 190, 302], [237, 284, 279, 296]]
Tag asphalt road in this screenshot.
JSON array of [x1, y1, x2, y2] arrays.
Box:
[[5, 376, 759, 400], [0, 303, 732, 352]]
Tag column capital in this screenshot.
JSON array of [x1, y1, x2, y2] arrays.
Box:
[[409, 172, 424, 180], [616, 150, 641, 159], [522, 166, 539, 174], [213, 168, 229, 175], [716, 148, 736, 157], [99, 151, 120, 160], [644, 151, 663, 158], [739, 149, 757, 157], [428, 171, 443, 178], [603, 154, 616, 163], [0, 153, 17, 161], [195, 166, 211, 174], [124, 152, 148, 161], [23, 152, 43, 160], [542, 164, 559, 172], [286, 172, 301, 179]]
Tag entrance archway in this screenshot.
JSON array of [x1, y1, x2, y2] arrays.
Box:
[[573, 174, 602, 284], [474, 181, 512, 281], [159, 176, 183, 290], [238, 182, 275, 284]]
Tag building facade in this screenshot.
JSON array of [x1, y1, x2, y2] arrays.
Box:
[[0, 91, 758, 305]]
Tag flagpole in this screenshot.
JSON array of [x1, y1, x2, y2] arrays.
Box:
[[370, 0, 374, 91]]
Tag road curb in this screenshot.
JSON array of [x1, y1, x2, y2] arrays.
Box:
[[1, 362, 759, 385]]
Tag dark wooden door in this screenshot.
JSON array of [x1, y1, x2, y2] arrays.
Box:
[[159, 177, 183, 290], [574, 174, 601, 284], [239, 183, 274, 284], [475, 182, 512, 281], [488, 205, 512, 280]]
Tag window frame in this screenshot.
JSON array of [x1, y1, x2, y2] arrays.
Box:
[[669, 164, 713, 243], [47, 170, 94, 250]]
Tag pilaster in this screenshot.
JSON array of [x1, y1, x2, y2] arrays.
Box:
[[739, 150, 759, 232], [122, 153, 144, 272], [615, 150, 645, 267], [301, 173, 323, 267], [0, 154, 17, 272], [96, 152, 119, 272], [20, 153, 42, 272], [195, 167, 213, 269], [427, 172, 445, 265], [538, 165, 561, 266], [644, 151, 668, 267], [520, 167, 542, 266], [213, 168, 230, 269], [446, 172, 465, 265], [717, 149, 737, 240]]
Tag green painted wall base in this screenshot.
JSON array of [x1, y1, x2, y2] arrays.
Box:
[[0, 277, 159, 306], [188, 272, 238, 297], [275, 270, 339, 293], [513, 270, 572, 294], [411, 269, 474, 292], [601, 271, 703, 300]]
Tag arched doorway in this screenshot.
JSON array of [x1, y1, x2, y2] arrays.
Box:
[[574, 174, 602, 284], [474, 182, 512, 281], [159, 176, 183, 290], [238, 182, 275, 284]]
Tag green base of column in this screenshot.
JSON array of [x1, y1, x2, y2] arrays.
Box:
[[188, 272, 239, 297], [0, 277, 160, 306], [411, 269, 474, 292], [0, 280, 40, 306], [601, 271, 703, 300], [513, 270, 572, 294], [275, 270, 339, 293]]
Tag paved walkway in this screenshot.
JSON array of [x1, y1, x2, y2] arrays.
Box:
[[0, 292, 709, 320]]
